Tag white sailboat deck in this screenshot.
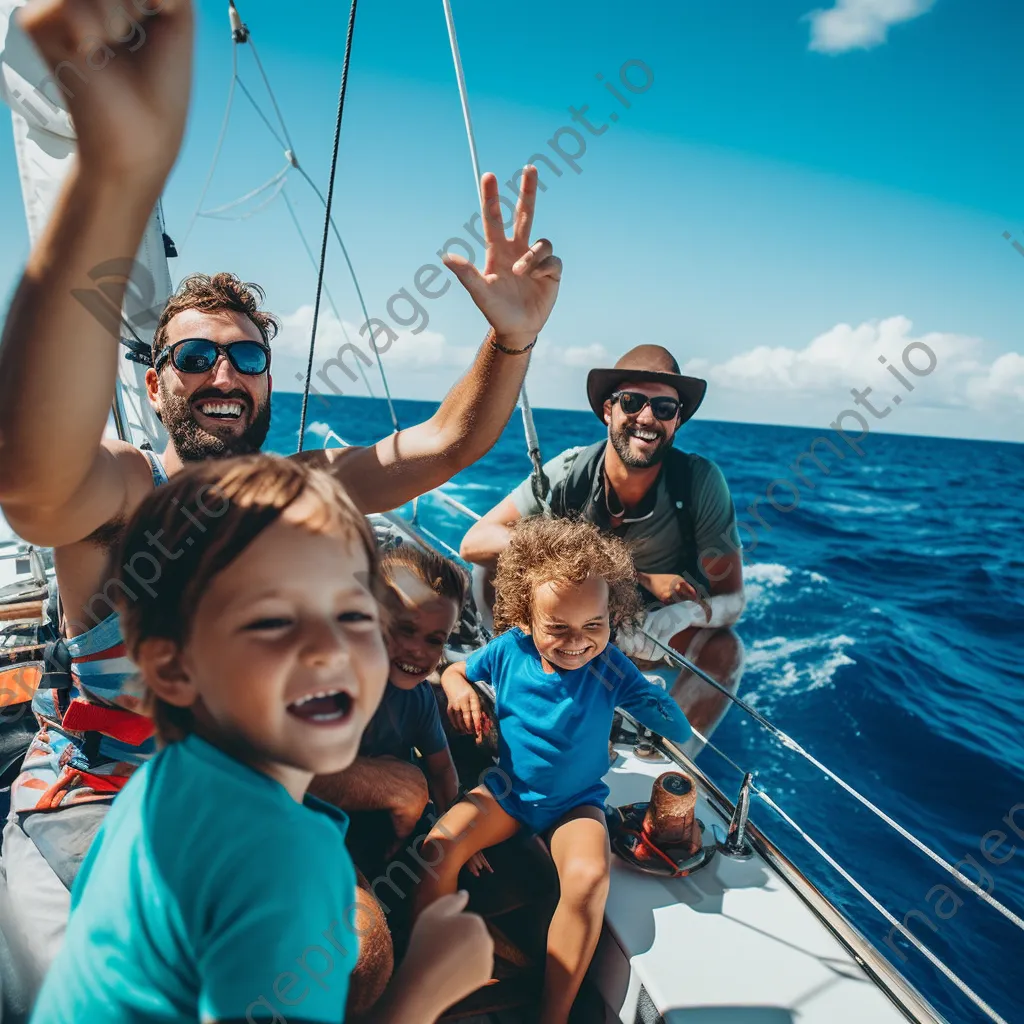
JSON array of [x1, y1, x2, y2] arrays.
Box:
[[593, 747, 925, 1023]]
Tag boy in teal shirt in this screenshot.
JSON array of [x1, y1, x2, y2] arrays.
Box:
[[30, 456, 493, 1024]]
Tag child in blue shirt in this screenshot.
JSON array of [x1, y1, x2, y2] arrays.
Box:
[[321, 544, 490, 910], [422, 516, 692, 1024], [29, 455, 492, 1024]]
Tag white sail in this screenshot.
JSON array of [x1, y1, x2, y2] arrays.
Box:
[[0, 0, 168, 450]]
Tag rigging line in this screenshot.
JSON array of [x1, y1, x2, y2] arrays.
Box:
[[199, 177, 288, 221], [640, 629, 1024, 933], [281, 188, 376, 400], [297, 0, 360, 453], [247, 36, 297, 154], [440, 0, 481, 191], [755, 787, 1009, 1024], [432, 490, 482, 522], [229, 11, 398, 429], [198, 163, 290, 216], [293, 163, 400, 433], [236, 75, 290, 153], [440, 0, 548, 507], [181, 41, 240, 249]]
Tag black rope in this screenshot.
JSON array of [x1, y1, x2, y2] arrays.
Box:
[[281, 188, 376, 399], [294, 164, 401, 433], [297, 0, 360, 452]]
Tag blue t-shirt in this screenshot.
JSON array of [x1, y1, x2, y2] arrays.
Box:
[[31, 734, 358, 1024], [358, 681, 448, 762], [464, 629, 691, 813]]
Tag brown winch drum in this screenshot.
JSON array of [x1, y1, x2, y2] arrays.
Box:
[[642, 772, 700, 855]]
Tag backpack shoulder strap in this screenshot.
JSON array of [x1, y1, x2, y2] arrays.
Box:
[[551, 441, 605, 517], [663, 448, 707, 590]]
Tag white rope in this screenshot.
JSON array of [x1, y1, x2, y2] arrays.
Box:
[[643, 631, 1024, 935], [440, 0, 481, 193], [755, 787, 1009, 1024], [199, 176, 287, 221], [440, 0, 546, 500], [433, 490, 482, 522], [198, 163, 290, 216], [180, 41, 240, 247]]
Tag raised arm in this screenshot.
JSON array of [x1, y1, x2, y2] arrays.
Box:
[[305, 169, 562, 514], [0, 0, 192, 541]]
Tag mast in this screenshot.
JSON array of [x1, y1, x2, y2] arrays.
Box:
[[0, 0, 170, 450]]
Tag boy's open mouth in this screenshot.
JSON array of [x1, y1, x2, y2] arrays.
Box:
[[555, 646, 590, 659], [286, 689, 353, 724], [392, 657, 429, 678]]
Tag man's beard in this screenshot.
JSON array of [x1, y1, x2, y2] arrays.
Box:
[[609, 420, 670, 468], [159, 386, 271, 462]]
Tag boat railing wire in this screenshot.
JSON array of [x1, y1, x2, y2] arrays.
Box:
[[367, 467, 1021, 1024]]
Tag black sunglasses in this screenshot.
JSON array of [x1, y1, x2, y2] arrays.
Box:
[[611, 390, 681, 421], [154, 338, 271, 376]]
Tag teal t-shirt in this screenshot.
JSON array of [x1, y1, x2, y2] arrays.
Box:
[[31, 734, 359, 1024]]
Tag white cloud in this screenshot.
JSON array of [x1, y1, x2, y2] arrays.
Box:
[[965, 352, 1024, 405], [273, 305, 474, 398], [683, 315, 1020, 414], [558, 343, 609, 368], [805, 0, 935, 53]]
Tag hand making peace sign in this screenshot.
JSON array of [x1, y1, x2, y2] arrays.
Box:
[[442, 167, 562, 351]]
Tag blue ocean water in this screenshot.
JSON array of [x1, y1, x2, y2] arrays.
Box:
[[272, 392, 1024, 1023]]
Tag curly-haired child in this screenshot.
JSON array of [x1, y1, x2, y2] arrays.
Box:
[[420, 516, 692, 1024], [29, 455, 492, 1024]]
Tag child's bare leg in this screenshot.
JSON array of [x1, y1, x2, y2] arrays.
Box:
[[412, 786, 519, 919], [540, 805, 611, 1024]]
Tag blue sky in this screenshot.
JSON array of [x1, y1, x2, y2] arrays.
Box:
[[1, 0, 1022, 441]]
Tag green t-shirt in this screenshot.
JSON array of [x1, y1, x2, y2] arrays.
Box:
[[510, 444, 741, 578], [31, 734, 358, 1024]]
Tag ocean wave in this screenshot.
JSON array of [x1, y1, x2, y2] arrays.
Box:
[[744, 632, 856, 701], [821, 501, 921, 516]]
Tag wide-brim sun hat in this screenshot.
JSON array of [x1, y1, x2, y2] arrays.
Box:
[[586, 345, 707, 424]]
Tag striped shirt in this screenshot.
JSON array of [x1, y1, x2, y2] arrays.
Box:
[[12, 451, 167, 814]]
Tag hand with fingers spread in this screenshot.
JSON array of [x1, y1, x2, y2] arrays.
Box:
[[442, 166, 562, 350], [17, 0, 193, 184]]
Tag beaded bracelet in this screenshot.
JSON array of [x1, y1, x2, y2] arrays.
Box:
[[490, 334, 537, 356]]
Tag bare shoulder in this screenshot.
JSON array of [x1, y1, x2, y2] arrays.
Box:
[[6, 438, 159, 550], [79, 440, 159, 542]]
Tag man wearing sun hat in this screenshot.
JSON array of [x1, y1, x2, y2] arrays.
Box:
[[459, 344, 746, 742]]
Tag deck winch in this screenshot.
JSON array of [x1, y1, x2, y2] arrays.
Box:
[[606, 770, 718, 877]]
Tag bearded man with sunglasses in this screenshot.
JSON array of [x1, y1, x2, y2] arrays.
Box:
[[0, 0, 562, 997], [459, 345, 745, 745]]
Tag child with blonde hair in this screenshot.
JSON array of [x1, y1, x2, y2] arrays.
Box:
[[423, 517, 692, 1023], [30, 455, 492, 1024]]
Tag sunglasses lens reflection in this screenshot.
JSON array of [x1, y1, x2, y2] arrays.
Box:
[[616, 392, 679, 420], [171, 340, 269, 375], [230, 342, 269, 374], [174, 340, 216, 373]]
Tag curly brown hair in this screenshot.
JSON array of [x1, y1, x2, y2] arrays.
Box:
[[111, 454, 381, 743], [492, 516, 643, 634], [151, 272, 281, 365]]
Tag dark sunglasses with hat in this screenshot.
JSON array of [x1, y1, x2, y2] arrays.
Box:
[[586, 345, 707, 425]]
